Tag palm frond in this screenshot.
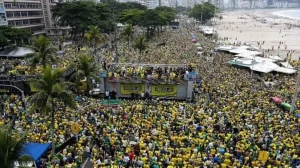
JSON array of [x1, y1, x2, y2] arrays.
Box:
[[0, 126, 27, 168]]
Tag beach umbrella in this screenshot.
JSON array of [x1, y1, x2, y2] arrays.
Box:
[[281, 102, 291, 111], [195, 43, 201, 46], [271, 97, 283, 103], [295, 114, 300, 118]]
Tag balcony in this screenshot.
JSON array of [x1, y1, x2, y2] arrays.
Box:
[[33, 30, 45, 35], [5, 8, 42, 11], [7, 15, 43, 20], [14, 23, 44, 28], [4, 0, 42, 2]]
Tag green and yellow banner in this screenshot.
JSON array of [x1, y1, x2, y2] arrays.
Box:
[[120, 83, 145, 95], [151, 85, 177, 96]]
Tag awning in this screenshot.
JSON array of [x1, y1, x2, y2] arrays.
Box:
[[274, 67, 297, 74], [22, 143, 51, 161], [250, 63, 275, 73], [268, 55, 284, 61], [229, 49, 250, 54], [280, 62, 294, 69], [216, 45, 234, 51]]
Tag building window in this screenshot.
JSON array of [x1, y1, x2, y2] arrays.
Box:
[[15, 20, 23, 26], [8, 21, 14, 26], [14, 11, 21, 17], [4, 2, 41, 9], [6, 11, 13, 18], [21, 11, 28, 17], [23, 19, 29, 25]]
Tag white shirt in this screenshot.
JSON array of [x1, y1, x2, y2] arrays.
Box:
[[95, 159, 101, 165], [123, 156, 130, 162]]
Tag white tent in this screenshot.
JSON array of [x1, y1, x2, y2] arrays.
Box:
[[268, 55, 284, 61], [280, 62, 294, 69], [250, 62, 279, 73], [233, 58, 255, 65], [216, 45, 235, 51], [254, 57, 277, 63], [274, 67, 297, 74], [235, 45, 251, 50], [229, 49, 250, 54], [235, 50, 262, 57]]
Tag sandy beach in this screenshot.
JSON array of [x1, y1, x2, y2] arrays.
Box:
[[216, 9, 300, 59]]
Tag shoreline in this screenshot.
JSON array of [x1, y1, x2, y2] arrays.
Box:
[[272, 10, 300, 21], [216, 9, 300, 60]]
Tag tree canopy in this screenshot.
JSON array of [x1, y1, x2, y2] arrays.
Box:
[[0, 26, 32, 49], [189, 2, 216, 23], [52, 1, 110, 39], [0, 125, 34, 168], [52, 1, 176, 38], [26, 35, 58, 69]]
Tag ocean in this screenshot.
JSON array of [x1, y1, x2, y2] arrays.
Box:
[[273, 10, 300, 20]]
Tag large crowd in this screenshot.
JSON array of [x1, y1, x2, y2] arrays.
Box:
[[0, 21, 300, 168]]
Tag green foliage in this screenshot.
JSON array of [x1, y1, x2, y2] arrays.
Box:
[[0, 125, 34, 168], [52, 0, 147, 37], [84, 25, 105, 55], [0, 26, 32, 48], [140, 9, 163, 28], [28, 66, 76, 113], [189, 2, 216, 23], [118, 9, 145, 25], [133, 35, 147, 54], [155, 6, 176, 25], [28, 66, 76, 154], [26, 35, 58, 69], [133, 35, 147, 62], [52, 1, 110, 38], [121, 24, 134, 50], [69, 54, 99, 91], [52, 0, 177, 39]]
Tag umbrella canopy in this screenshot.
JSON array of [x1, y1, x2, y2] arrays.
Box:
[[195, 43, 201, 46], [296, 114, 300, 118], [271, 97, 283, 103], [281, 102, 291, 110]]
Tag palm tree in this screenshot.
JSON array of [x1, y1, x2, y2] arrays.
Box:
[[133, 35, 147, 63], [70, 54, 99, 94], [0, 125, 34, 168], [121, 24, 134, 51], [26, 35, 58, 70], [84, 25, 105, 56], [28, 66, 76, 154]]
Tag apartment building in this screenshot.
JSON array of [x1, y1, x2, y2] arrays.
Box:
[[0, 0, 8, 25], [3, 0, 45, 34]]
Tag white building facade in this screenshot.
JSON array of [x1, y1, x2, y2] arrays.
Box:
[[0, 0, 8, 26]]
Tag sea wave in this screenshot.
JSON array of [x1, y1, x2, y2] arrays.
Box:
[[272, 10, 300, 20]]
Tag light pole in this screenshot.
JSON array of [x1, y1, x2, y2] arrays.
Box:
[[290, 72, 300, 113], [250, 56, 255, 78]]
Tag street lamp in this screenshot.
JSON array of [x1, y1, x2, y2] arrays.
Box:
[[290, 72, 300, 113]]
